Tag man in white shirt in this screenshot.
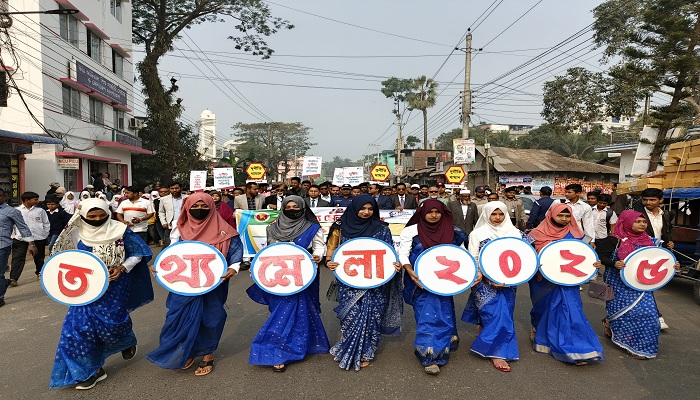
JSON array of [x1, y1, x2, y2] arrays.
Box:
[[589, 193, 617, 240], [10, 192, 50, 285], [553, 183, 596, 243], [158, 182, 187, 247], [117, 186, 155, 242]]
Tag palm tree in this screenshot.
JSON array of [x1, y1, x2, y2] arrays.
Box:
[[407, 76, 438, 149]]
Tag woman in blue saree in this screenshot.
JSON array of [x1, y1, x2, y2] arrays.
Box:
[[528, 203, 604, 365], [602, 210, 679, 359], [326, 194, 402, 370], [399, 199, 467, 375], [49, 198, 153, 390], [248, 196, 329, 372], [462, 201, 533, 372], [147, 193, 242, 376]]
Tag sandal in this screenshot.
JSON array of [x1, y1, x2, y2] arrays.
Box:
[[181, 358, 195, 370], [575, 361, 588, 366], [360, 361, 370, 368], [602, 318, 612, 339], [491, 359, 511, 372], [424, 365, 440, 375], [272, 364, 286, 372], [529, 327, 536, 342], [121, 345, 137, 360], [194, 359, 214, 376]]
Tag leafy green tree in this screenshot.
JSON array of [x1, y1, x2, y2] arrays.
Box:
[[323, 156, 358, 179], [517, 124, 608, 161], [132, 122, 207, 186], [132, 1, 293, 182], [232, 122, 315, 181], [405, 135, 421, 149], [592, 0, 700, 170], [406, 76, 438, 149], [435, 127, 481, 150], [380, 77, 413, 116]]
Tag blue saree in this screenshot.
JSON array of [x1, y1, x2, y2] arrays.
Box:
[[50, 230, 153, 388], [529, 233, 604, 364], [462, 233, 533, 361], [248, 225, 330, 366], [404, 229, 465, 367], [147, 236, 243, 369], [604, 239, 661, 358], [330, 227, 402, 371]]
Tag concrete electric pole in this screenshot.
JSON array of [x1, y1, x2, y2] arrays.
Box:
[[461, 30, 472, 139]]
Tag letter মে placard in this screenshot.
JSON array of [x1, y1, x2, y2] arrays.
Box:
[[251, 243, 317, 296]]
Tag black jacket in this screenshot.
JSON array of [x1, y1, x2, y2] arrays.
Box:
[[633, 204, 673, 247]]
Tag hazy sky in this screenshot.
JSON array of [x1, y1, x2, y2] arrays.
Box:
[[133, 0, 608, 161]]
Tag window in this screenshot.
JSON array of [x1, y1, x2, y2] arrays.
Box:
[[112, 50, 124, 78], [59, 13, 79, 48], [612, 117, 620, 123], [113, 108, 125, 130], [89, 98, 104, 125], [63, 169, 79, 192], [87, 30, 102, 63], [110, 0, 122, 23], [630, 117, 635, 123], [62, 84, 81, 118]]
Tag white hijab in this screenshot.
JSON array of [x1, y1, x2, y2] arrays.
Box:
[[60, 191, 78, 214], [77, 198, 127, 247], [470, 201, 521, 243], [79, 191, 91, 202]]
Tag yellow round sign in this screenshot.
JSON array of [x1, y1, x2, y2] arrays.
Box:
[[370, 164, 390, 182], [246, 162, 266, 180], [444, 166, 465, 184]]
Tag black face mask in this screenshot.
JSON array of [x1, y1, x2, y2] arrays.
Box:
[[189, 208, 210, 220], [81, 216, 109, 227], [283, 208, 305, 220]]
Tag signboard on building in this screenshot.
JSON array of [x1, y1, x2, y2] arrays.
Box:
[[57, 158, 79, 170], [453, 138, 475, 164], [76, 61, 128, 106]]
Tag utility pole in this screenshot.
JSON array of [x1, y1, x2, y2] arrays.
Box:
[[484, 130, 491, 189], [461, 30, 472, 139], [396, 99, 403, 182], [371, 144, 381, 164]]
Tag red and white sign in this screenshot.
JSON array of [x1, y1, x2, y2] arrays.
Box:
[[538, 239, 599, 286], [251, 242, 317, 295], [332, 238, 398, 289], [414, 244, 477, 296], [622, 247, 677, 291], [41, 250, 109, 306], [154, 241, 228, 296], [189, 170, 207, 192], [479, 237, 539, 286]]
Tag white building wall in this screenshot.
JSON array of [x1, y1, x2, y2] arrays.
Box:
[[0, 0, 139, 193], [198, 110, 217, 161]]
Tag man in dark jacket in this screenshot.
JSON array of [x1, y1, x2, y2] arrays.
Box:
[[525, 186, 554, 231], [447, 190, 478, 235], [44, 196, 70, 253]]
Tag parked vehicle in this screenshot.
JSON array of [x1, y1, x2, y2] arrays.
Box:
[[663, 188, 700, 305]]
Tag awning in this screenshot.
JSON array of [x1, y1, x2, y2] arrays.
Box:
[[0, 129, 65, 145], [406, 167, 434, 177], [85, 23, 110, 40], [96, 141, 152, 155], [109, 44, 131, 58], [55, 151, 121, 163]]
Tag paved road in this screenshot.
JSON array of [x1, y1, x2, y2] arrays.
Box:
[[1, 248, 699, 400]]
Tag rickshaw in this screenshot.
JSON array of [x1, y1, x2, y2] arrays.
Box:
[[664, 188, 700, 304]]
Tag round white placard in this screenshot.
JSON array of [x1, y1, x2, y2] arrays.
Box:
[[332, 238, 398, 289], [251, 242, 317, 296], [622, 247, 676, 292], [479, 237, 539, 286], [154, 240, 227, 296], [538, 239, 598, 286], [414, 244, 477, 296], [41, 250, 109, 306]]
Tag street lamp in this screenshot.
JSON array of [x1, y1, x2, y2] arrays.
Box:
[[0, 9, 79, 29]]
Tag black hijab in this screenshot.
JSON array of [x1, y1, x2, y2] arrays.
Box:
[[339, 194, 388, 239]]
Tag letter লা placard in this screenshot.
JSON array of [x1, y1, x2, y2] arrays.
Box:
[[538, 239, 598, 286], [154, 241, 228, 296], [622, 247, 677, 292], [479, 237, 539, 286], [41, 250, 109, 306], [251, 242, 317, 296], [332, 238, 398, 289], [414, 244, 477, 296]]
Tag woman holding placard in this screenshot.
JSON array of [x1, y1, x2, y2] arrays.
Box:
[[247, 196, 330, 372], [399, 199, 468, 375], [462, 201, 534, 372], [147, 193, 242, 377], [601, 210, 679, 359], [49, 198, 153, 390], [326, 194, 403, 370], [528, 203, 604, 365]]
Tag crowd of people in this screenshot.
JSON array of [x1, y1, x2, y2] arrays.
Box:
[[0, 175, 680, 389]]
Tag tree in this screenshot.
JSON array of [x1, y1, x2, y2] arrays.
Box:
[[435, 127, 481, 150], [380, 77, 413, 116], [406, 76, 438, 149], [323, 156, 357, 178], [405, 135, 421, 149], [232, 122, 315, 181], [132, 1, 293, 182], [131, 121, 207, 186], [591, 0, 700, 170], [518, 124, 608, 162]]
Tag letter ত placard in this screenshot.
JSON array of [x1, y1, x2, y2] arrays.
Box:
[[154, 241, 228, 296], [332, 238, 398, 289], [479, 237, 539, 286], [538, 239, 598, 286], [414, 244, 477, 296], [622, 247, 677, 292], [251, 242, 317, 296], [41, 250, 109, 306]]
